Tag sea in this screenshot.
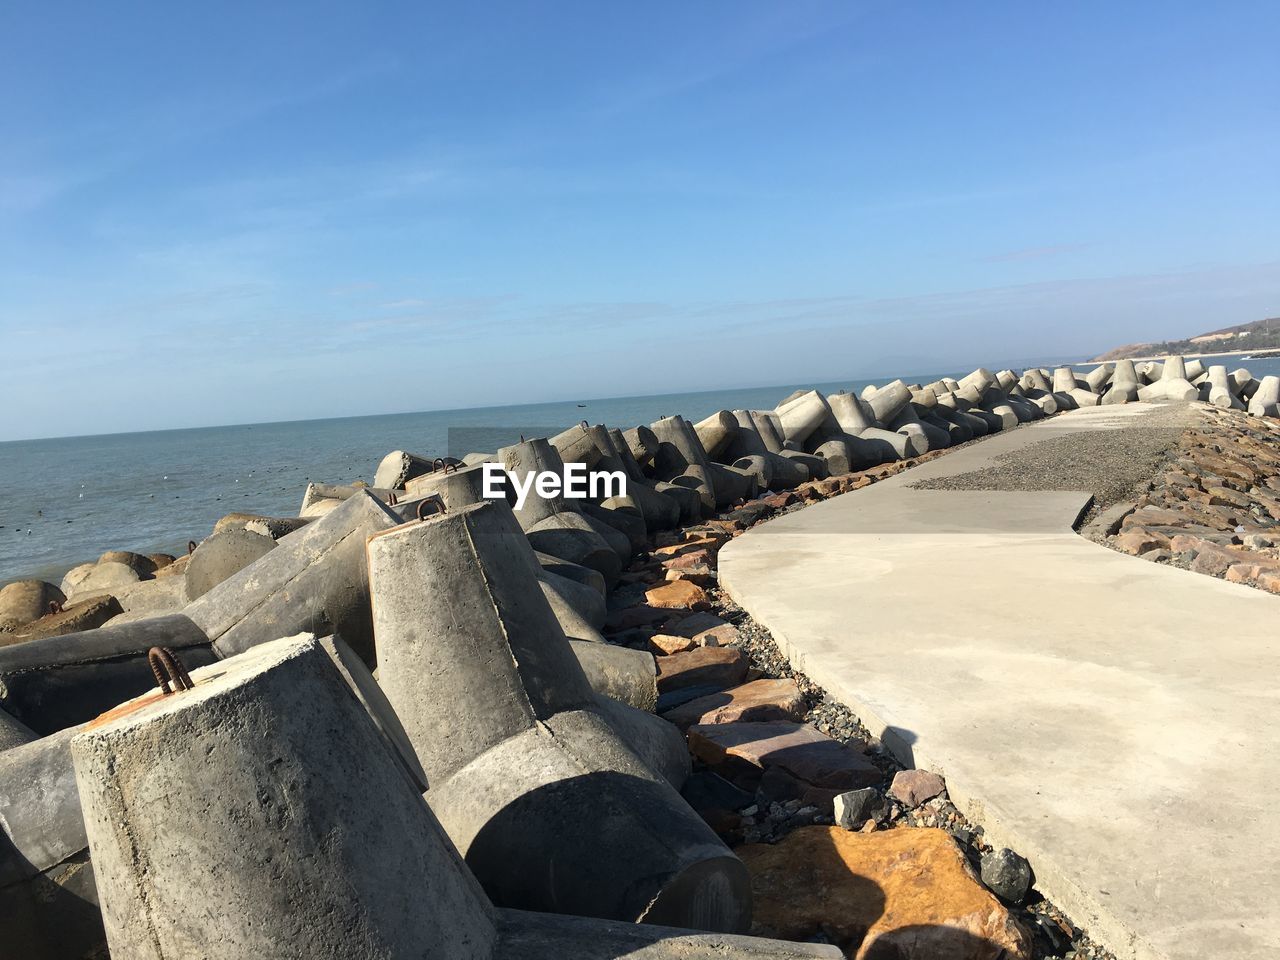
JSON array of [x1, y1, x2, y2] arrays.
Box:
[[3, 353, 1279, 586]]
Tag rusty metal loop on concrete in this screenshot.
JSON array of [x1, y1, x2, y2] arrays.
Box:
[[580, 420, 589, 429], [147, 646, 195, 696], [415, 495, 446, 522], [187, 540, 198, 555], [388, 492, 399, 506], [48, 599, 63, 615]]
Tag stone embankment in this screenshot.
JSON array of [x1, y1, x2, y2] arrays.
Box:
[[1, 355, 1277, 960], [1095, 405, 1280, 593]]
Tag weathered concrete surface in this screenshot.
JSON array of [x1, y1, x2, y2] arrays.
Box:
[[369, 501, 749, 930], [70, 635, 836, 960], [186, 490, 400, 665], [719, 403, 1280, 960], [0, 614, 216, 735]]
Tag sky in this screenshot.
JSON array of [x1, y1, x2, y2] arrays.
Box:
[[2, 2, 1279, 440]]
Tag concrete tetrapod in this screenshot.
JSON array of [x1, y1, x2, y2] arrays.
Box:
[[1137, 356, 1199, 402], [71, 637, 836, 960], [774, 390, 831, 447], [184, 489, 401, 667], [1248, 375, 1280, 417], [827, 391, 917, 460], [368, 500, 751, 931], [498, 438, 623, 587], [1102, 358, 1140, 405], [0, 614, 216, 735], [649, 416, 717, 514], [606, 428, 682, 531], [1, 725, 103, 960], [1204, 365, 1245, 410], [1052, 366, 1100, 408]]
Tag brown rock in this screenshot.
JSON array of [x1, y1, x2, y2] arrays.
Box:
[[603, 603, 671, 631], [664, 611, 731, 639], [760, 492, 799, 509], [0, 580, 67, 632], [653, 536, 720, 558], [1112, 528, 1169, 556], [665, 548, 712, 569], [147, 553, 177, 571], [1, 595, 123, 646], [655, 646, 749, 692], [664, 565, 716, 587], [648, 633, 695, 656], [688, 720, 879, 789], [662, 678, 807, 728], [97, 550, 157, 575], [1257, 572, 1280, 595], [152, 554, 191, 579], [889, 769, 947, 807], [644, 580, 711, 610], [739, 826, 1031, 959]]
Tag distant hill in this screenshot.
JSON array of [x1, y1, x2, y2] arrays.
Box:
[[1091, 316, 1280, 361]]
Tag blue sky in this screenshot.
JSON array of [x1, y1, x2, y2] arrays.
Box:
[[2, 2, 1278, 439]]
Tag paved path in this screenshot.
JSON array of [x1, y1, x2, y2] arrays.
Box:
[[719, 404, 1280, 960]]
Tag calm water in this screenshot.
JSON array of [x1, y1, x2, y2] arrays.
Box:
[[3, 354, 1277, 585]]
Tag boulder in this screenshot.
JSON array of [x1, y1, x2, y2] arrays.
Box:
[[184, 528, 276, 600], [889, 769, 947, 807], [661, 678, 806, 728], [738, 827, 1031, 959], [688, 720, 880, 790], [372, 449, 436, 489], [655, 646, 749, 693], [0, 581, 66, 633], [67, 562, 140, 599], [1, 595, 123, 646], [644, 580, 711, 610], [96, 550, 155, 575]]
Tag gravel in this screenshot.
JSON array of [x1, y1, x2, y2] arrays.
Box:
[[910, 403, 1201, 512]]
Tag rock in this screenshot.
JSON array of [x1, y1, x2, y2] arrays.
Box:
[[0, 580, 66, 632], [148, 553, 177, 571], [97, 549, 156, 575], [665, 548, 712, 569], [1257, 571, 1280, 595], [372, 449, 434, 489], [214, 512, 312, 539], [602, 603, 670, 631], [649, 633, 696, 655], [738, 826, 1031, 959], [653, 535, 721, 558], [889, 769, 946, 807], [644, 580, 711, 610], [69, 561, 141, 598], [106, 575, 189, 623], [664, 610, 732, 640], [661, 678, 807, 728], [2, 594, 123, 644], [834, 787, 886, 830], [59, 561, 97, 595], [980, 848, 1033, 905], [152, 554, 191, 579], [655, 646, 749, 692], [688, 720, 880, 790], [185, 528, 277, 600], [1112, 528, 1169, 556], [656, 683, 728, 713]]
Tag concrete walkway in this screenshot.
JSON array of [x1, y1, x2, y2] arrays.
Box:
[[719, 404, 1280, 960]]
